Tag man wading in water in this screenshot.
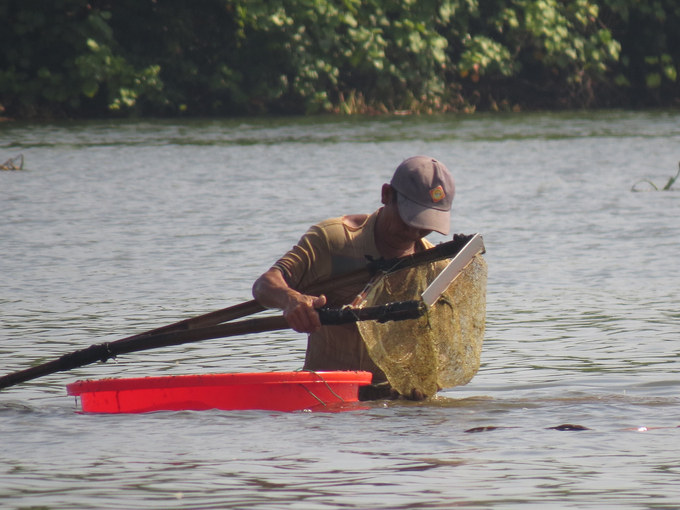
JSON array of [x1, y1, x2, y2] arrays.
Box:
[[252, 156, 455, 400]]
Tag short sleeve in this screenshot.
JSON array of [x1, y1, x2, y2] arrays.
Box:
[[272, 225, 333, 291]]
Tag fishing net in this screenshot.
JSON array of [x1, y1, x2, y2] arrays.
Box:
[[355, 255, 487, 398]]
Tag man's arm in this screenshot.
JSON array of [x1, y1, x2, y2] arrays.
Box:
[[252, 268, 327, 333]]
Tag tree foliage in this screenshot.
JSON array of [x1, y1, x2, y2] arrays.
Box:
[[0, 0, 678, 118]]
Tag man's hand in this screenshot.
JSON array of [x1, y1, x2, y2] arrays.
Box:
[[253, 268, 328, 333], [283, 293, 327, 333]]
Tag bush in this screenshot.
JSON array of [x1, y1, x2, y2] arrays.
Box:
[[0, 0, 677, 118]]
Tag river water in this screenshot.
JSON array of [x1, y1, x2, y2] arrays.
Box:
[[1, 111, 679, 509]]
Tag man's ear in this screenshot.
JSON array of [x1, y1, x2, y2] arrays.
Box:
[[381, 183, 392, 205]]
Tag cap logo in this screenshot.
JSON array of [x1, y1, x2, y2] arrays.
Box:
[[430, 185, 445, 203]]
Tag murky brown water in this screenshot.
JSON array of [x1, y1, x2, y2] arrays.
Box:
[[1, 111, 680, 509]]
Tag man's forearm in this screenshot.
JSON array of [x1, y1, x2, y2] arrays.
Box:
[[252, 268, 326, 333], [252, 268, 298, 310]]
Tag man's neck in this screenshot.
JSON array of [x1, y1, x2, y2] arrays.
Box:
[[374, 208, 418, 259]]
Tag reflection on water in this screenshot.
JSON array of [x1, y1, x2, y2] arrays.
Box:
[[1, 111, 680, 509]]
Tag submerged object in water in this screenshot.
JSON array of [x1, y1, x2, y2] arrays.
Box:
[[67, 370, 372, 414], [0, 154, 23, 170]]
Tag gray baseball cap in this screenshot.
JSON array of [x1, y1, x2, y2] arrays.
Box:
[[390, 156, 455, 235]]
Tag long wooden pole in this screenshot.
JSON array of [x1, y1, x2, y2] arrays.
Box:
[[0, 316, 288, 390], [0, 300, 426, 389]]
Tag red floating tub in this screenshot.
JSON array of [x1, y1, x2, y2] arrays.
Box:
[[67, 371, 373, 414]]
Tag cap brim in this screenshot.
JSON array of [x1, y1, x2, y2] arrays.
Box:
[[396, 194, 450, 235]]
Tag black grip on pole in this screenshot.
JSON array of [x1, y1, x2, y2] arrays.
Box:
[[317, 300, 427, 325], [58, 342, 114, 370], [0, 342, 114, 390]]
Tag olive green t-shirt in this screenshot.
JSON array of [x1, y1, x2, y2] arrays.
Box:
[[272, 209, 433, 382]]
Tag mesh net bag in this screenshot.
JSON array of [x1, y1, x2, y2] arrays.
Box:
[[356, 255, 487, 397]]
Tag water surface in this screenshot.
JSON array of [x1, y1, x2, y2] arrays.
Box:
[[1, 110, 680, 509]]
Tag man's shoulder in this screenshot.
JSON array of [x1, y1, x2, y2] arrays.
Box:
[[315, 214, 371, 232], [308, 213, 375, 255]]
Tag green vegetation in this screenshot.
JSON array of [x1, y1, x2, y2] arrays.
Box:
[[632, 162, 680, 192], [1, 0, 678, 119]]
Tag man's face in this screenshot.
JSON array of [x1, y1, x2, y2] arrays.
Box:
[[381, 189, 432, 251]]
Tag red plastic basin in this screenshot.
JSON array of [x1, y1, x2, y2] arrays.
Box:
[[66, 371, 373, 414]]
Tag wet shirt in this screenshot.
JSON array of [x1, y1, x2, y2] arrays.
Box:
[[272, 209, 433, 381]]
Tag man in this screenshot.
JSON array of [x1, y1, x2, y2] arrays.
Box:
[[252, 155, 455, 399]]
